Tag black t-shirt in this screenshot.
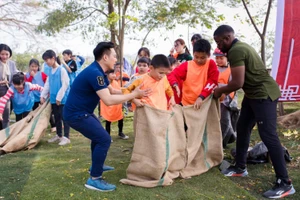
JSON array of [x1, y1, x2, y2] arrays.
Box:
[[176, 53, 193, 63], [66, 60, 77, 72]]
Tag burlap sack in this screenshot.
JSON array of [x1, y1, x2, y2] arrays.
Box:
[[121, 97, 223, 187], [180, 97, 223, 178], [0, 101, 51, 154], [277, 110, 300, 129], [120, 105, 175, 187]]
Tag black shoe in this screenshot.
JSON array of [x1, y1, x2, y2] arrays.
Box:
[[263, 178, 296, 199], [119, 132, 129, 140], [221, 166, 248, 177]]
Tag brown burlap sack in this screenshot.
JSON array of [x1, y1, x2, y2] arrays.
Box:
[[121, 97, 223, 188], [180, 97, 223, 178], [0, 101, 51, 154], [120, 105, 186, 187]]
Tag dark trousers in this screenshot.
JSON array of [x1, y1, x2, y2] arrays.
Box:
[[236, 96, 288, 180], [105, 119, 123, 135], [52, 104, 70, 138], [66, 114, 111, 177], [15, 111, 30, 122]]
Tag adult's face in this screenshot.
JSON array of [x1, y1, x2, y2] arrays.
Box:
[[214, 35, 231, 54]]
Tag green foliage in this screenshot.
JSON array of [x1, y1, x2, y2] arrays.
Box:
[[12, 52, 43, 72]]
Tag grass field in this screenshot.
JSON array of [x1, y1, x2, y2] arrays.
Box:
[[0, 100, 299, 200]]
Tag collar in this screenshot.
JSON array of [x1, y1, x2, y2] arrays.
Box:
[[230, 38, 239, 48]]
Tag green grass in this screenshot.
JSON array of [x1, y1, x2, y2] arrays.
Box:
[[1, 104, 300, 200]]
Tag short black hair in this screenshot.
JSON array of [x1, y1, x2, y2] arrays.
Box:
[[62, 49, 72, 55], [12, 72, 25, 85], [137, 57, 151, 66], [137, 47, 150, 57], [151, 54, 170, 69], [93, 42, 115, 61], [168, 56, 176, 66], [213, 25, 235, 37], [0, 44, 12, 58], [193, 39, 211, 55], [191, 34, 202, 41], [42, 50, 61, 65]]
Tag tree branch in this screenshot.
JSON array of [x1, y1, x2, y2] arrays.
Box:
[[262, 0, 273, 36], [242, 0, 262, 37]]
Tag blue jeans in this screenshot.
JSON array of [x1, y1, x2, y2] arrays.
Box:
[[65, 114, 111, 177]]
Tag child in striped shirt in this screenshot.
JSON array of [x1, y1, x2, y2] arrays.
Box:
[[0, 72, 43, 122]]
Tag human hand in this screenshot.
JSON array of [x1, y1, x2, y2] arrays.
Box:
[[133, 84, 151, 99], [170, 47, 175, 55], [193, 97, 203, 110], [40, 97, 45, 104], [132, 99, 144, 107], [169, 96, 176, 108], [30, 70, 36, 77], [174, 85, 180, 97], [56, 100, 61, 106], [213, 87, 223, 99], [0, 114, 3, 121]]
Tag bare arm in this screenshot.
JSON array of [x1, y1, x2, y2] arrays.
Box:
[[214, 66, 245, 97], [97, 84, 150, 106], [108, 84, 122, 94]]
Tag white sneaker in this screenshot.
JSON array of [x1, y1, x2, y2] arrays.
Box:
[[58, 137, 71, 146], [48, 135, 61, 143]]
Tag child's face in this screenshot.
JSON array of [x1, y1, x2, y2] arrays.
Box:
[[108, 73, 116, 81], [115, 65, 121, 72], [174, 42, 184, 53], [0, 50, 10, 63], [215, 56, 227, 67], [29, 63, 39, 73], [193, 52, 209, 65], [137, 62, 149, 74], [44, 57, 56, 67], [13, 82, 24, 93], [138, 50, 149, 58], [169, 64, 177, 72], [63, 53, 71, 61], [149, 66, 169, 81]]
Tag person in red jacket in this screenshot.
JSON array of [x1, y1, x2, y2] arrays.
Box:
[[168, 39, 219, 109]]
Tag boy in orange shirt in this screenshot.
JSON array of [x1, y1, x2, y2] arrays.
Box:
[[123, 54, 175, 110], [100, 70, 129, 140], [168, 39, 219, 109]]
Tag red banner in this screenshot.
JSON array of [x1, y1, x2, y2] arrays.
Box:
[[272, 0, 300, 101]]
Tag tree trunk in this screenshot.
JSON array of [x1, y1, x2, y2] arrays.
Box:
[[261, 35, 266, 65]]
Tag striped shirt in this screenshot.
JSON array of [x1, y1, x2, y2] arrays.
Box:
[[0, 83, 43, 114]]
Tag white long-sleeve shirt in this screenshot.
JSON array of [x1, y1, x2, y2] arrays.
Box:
[[41, 66, 69, 102]]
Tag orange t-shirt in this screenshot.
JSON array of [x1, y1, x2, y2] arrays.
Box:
[[116, 71, 130, 87], [182, 60, 210, 106], [100, 80, 123, 122], [218, 67, 235, 100], [123, 74, 174, 110]]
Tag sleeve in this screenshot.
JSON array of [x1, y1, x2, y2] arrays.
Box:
[[77, 55, 85, 66], [164, 77, 174, 98], [28, 82, 43, 92], [200, 59, 219, 99], [41, 72, 48, 83], [0, 88, 14, 114], [40, 76, 50, 99], [56, 68, 70, 102], [122, 79, 142, 94], [68, 60, 77, 72], [87, 70, 109, 92], [122, 73, 130, 82], [187, 54, 193, 61], [26, 75, 34, 83], [228, 49, 246, 68], [167, 62, 188, 86]]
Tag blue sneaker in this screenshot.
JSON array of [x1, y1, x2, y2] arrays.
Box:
[[88, 165, 115, 174], [85, 178, 116, 192]]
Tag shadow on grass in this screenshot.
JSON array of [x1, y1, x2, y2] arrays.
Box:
[[0, 142, 43, 199]]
